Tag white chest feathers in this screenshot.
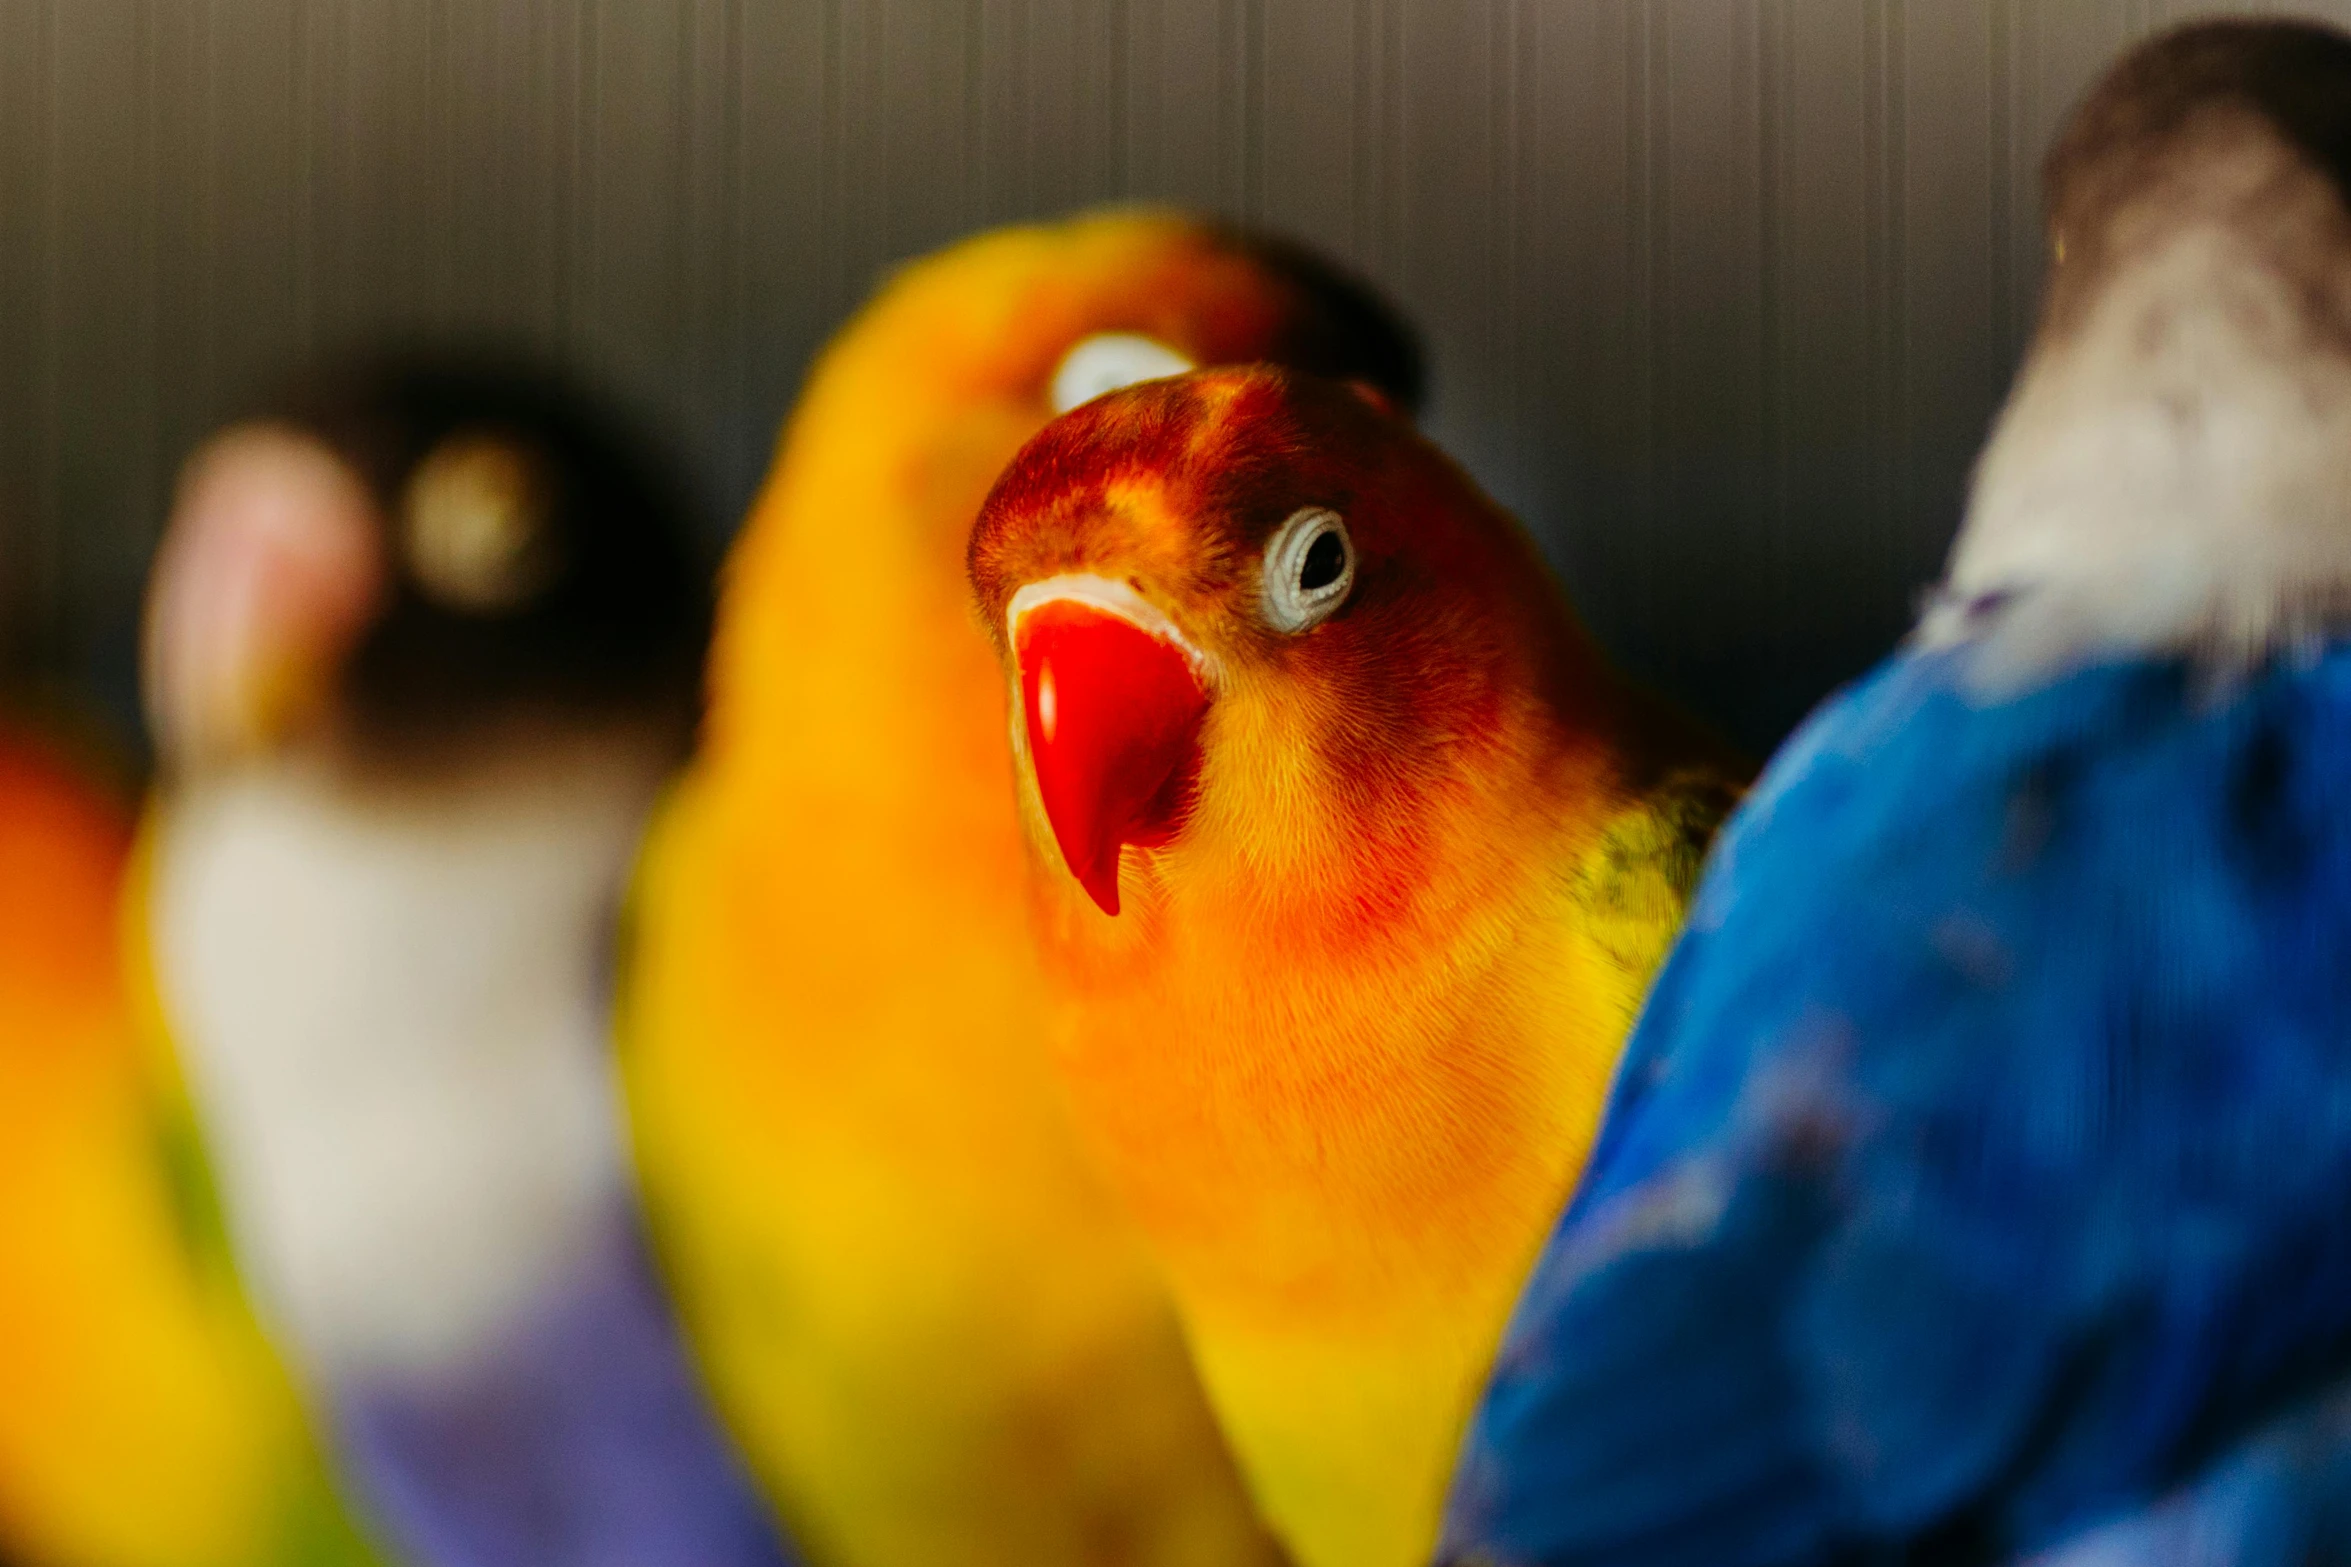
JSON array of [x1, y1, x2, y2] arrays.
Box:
[[150, 751, 667, 1387]]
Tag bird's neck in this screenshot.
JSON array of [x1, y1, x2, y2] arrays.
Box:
[[1036, 706, 1658, 1567], [703, 299, 1039, 791]]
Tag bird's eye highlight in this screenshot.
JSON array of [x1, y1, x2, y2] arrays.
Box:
[[400, 432, 558, 614], [1048, 334, 1196, 414], [1261, 508, 1355, 633]]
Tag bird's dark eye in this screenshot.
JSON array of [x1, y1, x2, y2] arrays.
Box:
[[1261, 507, 1354, 633], [1300, 529, 1346, 592], [399, 432, 559, 614]]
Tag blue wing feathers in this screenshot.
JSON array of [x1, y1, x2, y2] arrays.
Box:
[[2026, 1376, 2351, 1567], [1447, 648, 2351, 1564], [1445, 1172, 1842, 1567]]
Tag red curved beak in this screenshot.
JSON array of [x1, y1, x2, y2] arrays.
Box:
[[1015, 598, 1210, 916]]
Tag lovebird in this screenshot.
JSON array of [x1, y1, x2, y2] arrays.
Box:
[[0, 719, 383, 1567], [964, 364, 1747, 1567], [138, 355, 796, 1567], [621, 207, 1423, 1567], [1442, 19, 2351, 1566]]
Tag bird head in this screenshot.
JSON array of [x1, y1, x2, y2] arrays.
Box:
[[1932, 19, 2351, 677], [730, 207, 1429, 546], [880, 208, 1427, 427], [145, 356, 710, 777], [969, 364, 1598, 924], [699, 208, 1429, 776], [1025, 217, 1426, 421], [2033, 20, 2351, 345]]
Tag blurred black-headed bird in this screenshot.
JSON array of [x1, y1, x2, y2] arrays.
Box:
[[139, 354, 797, 1567]]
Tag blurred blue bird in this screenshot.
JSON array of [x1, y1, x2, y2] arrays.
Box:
[[139, 355, 798, 1567], [1443, 19, 2351, 1567]]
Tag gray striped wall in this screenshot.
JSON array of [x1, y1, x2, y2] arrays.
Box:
[[5, 0, 2347, 749]]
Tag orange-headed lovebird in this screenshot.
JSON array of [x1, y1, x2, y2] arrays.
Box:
[[0, 721, 385, 1567], [138, 355, 796, 1567], [964, 365, 1748, 1567], [619, 208, 1423, 1566]]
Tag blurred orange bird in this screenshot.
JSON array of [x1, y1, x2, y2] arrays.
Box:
[[0, 724, 380, 1567], [620, 208, 1422, 1566]]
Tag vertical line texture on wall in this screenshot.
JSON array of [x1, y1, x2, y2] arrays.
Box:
[[9, 0, 2351, 748], [1756, 0, 1789, 690]]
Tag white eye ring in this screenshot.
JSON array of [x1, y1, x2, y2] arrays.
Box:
[[1048, 333, 1196, 414], [1261, 507, 1355, 634]]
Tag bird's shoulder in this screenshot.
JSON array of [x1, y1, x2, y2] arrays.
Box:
[[1597, 645, 2351, 1197], [1544, 734, 1746, 1035]]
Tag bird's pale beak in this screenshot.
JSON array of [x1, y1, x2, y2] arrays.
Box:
[[144, 425, 384, 768], [1014, 595, 1209, 916]]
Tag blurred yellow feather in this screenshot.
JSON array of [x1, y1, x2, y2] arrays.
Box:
[[0, 728, 383, 1567]]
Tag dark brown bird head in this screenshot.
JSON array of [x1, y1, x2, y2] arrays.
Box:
[[146, 352, 712, 777], [1930, 20, 2351, 683]]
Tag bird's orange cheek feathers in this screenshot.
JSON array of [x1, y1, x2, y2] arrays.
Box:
[[1016, 599, 1209, 917]]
